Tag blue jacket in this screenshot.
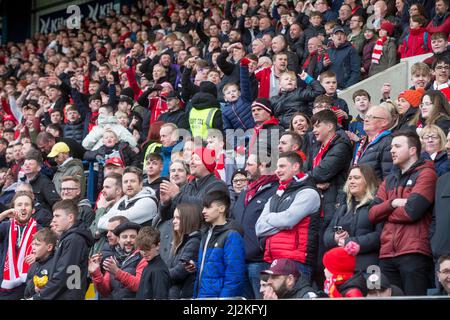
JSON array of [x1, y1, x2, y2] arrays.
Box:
[[221, 65, 255, 132], [327, 42, 361, 89], [349, 114, 366, 138], [421, 151, 450, 177], [193, 220, 246, 298]]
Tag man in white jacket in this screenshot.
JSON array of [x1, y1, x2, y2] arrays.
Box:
[[82, 105, 137, 151], [98, 166, 157, 230]]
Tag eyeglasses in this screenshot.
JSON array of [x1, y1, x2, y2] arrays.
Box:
[[435, 65, 450, 71], [422, 135, 439, 141], [365, 115, 386, 121], [61, 187, 79, 192], [233, 179, 248, 184]]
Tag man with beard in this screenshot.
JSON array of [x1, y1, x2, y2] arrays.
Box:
[[89, 222, 146, 300], [231, 153, 279, 299], [261, 258, 318, 299], [255, 52, 288, 99]]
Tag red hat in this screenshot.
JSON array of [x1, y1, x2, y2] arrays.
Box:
[[3, 114, 17, 124], [193, 148, 216, 173], [398, 87, 425, 108], [380, 20, 394, 37], [261, 258, 300, 279], [105, 157, 125, 168], [323, 241, 360, 278]]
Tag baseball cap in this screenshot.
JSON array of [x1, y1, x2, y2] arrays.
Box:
[[332, 25, 346, 34], [47, 142, 70, 158], [105, 157, 125, 168], [261, 258, 300, 279]]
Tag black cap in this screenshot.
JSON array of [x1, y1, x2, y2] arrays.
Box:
[[252, 97, 273, 115], [113, 222, 142, 237], [199, 81, 217, 97], [332, 25, 346, 34]]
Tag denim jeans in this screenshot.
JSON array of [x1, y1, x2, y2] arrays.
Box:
[[243, 262, 270, 299]]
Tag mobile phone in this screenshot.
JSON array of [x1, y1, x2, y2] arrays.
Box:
[[333, 226, 344, 234]]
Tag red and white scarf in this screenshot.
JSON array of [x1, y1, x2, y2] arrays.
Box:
[[371, 37, 387, 65], [1, 218, 37, 289], [214, 152, 226, 182]]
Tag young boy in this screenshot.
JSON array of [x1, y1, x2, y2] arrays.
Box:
[[271, 70, 325, 128], [136, 226, 170, 300], [143, 153, 168, 199], [410, 62, 432, 90], [348, 89, 371, 140], [63, 105, 84, 144], [432, 57, 450, 101], [24, 228, 57, 299], [319, 71, 351, 127], [189, 190, 245, 298]]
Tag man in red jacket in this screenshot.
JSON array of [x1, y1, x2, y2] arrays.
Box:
[[426, 0, 450, 36], [369, 130, 436, 296], [255, 52, 288, 99]]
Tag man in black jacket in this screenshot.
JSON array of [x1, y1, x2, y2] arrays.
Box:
[[309, 110, 353, 287], [231, 153, 279, 299], [160, 147, 228, 223], [32, 200, 94, 300], [261, 258, 318, 299], [22, 150, 61, 211], [157, 91, 189, 130]]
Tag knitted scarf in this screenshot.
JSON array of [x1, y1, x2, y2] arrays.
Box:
[[1, 218, 37, 289], [245, 174, 278, 206], [371, 36, 387, 65]]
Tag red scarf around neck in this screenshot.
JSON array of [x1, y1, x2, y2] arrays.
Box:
[[249, 116, 280, 152], [313, 134, 336, 168], [245, 174, 279, 206], [276, 172, 306, 196]]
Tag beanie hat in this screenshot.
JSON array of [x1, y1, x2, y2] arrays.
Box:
[[251, 98, 273, 115], [199, 81, 218, 97], [121, 87, 135, 100], [323, 241, 360, 278], [397, 87, 425, 108], [193, 147, 216, 173], [380, 20, 394, 37]]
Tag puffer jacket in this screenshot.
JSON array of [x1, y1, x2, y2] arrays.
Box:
[[324, 200, 382, 272], [63, 120, 85, 144], [271, 78, 325, 129], [309, 135, 353, 227], [256, 174, 321, 266], [221, 65, 255, 131], [421, 151, 449, 177], [193, 220, 246, 298], [82, 115, 137, 151], [168, 231, 201, 299], [369, 160, 437, 258], [353, 130, 393, 181]]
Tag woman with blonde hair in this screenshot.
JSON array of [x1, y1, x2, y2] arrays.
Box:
[[323, 164, 383, 272], [419, 125, 449, 176]]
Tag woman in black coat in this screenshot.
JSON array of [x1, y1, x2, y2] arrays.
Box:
[[168, 201, 203, 299], [324, 164, 383, 272]]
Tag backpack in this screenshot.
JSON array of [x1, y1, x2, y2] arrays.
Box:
[[404, 31, 429, 53]]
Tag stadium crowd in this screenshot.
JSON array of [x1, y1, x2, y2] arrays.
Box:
[[0, 0, 449, 300]]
